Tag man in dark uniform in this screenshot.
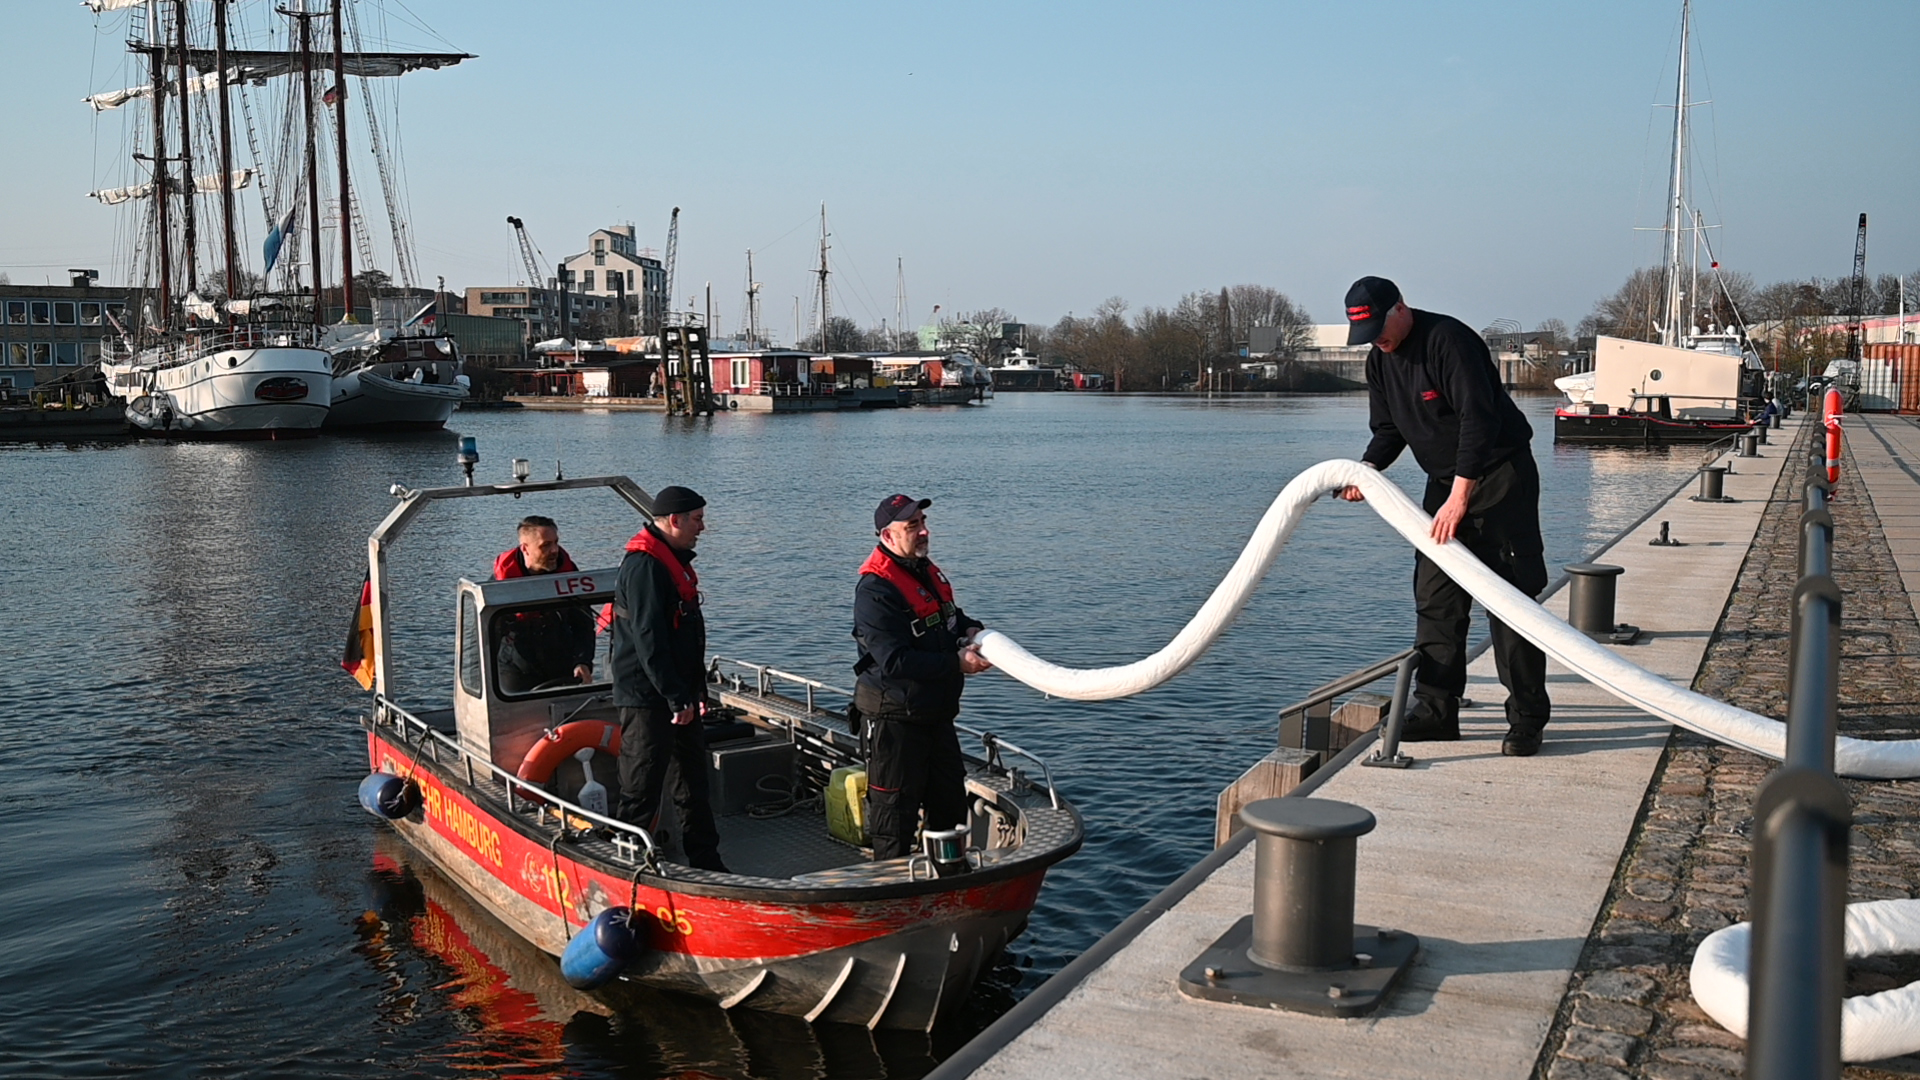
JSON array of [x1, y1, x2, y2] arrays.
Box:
[[608, 486, 726, 871], [492, 515, 596, 694], [853, 494, 992, 860], [1335, 276, 1552, 756]]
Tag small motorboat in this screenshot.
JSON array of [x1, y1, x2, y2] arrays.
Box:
[[354, 445, 1080, 1031]]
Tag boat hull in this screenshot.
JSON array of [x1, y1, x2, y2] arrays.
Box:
[[1554, 409, 1756, 445], [366, 728, 1059, 1030], [326, 369, 467, 430], [108, 344, 333, 437]]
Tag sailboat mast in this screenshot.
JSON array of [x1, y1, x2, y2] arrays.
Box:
[[895, 257, 906, 352], [214, 0, 239, 301], [1661, 0, 1691, 346], [331, 0, 355, 320], [816, 204, 830, 347], [149, 8, 173, 330], [745, 250, 759, 345], [173, 0, 199, 297], [297, 7, 325, 324]]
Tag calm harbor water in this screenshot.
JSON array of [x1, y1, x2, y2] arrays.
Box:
[[0, 392, 1702, 1078]]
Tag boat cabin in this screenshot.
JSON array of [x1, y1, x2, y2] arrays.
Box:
[[451, 567, 621, 780]]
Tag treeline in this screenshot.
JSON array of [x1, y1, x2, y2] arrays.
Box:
[[1578, 266, 1920, 367], [935, 285, 1317, 390]]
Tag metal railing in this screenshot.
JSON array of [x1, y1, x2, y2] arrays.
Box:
[[707, 655, 1062, 809], [372, 695, 660, 867], [1745, 431, 1851, 1080]]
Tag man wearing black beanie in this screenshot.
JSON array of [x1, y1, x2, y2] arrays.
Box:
[[609, 484, 727, 870]]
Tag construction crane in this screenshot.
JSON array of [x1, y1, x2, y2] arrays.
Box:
[[662, 207, 680, 328], [1848, 212, 1868, 361], [506, 216, 549, 288]]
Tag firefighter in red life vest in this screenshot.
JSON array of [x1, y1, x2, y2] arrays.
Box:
[[491, 515, 597, 694], [853, 494, 992, 861], [608, 486, 726, 872]]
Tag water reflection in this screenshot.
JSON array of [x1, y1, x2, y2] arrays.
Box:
[[361, 836, 947, 1079]]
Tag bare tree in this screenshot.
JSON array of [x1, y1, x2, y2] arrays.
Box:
[[1586, 267, 1666, 341]]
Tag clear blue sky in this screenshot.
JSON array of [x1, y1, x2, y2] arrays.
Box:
[[4, 0, 1915, 337]]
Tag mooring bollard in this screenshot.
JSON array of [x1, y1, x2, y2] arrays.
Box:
[[1740, 432, 1760, 457], [1177, 797, 1417, 1016], [1566, 563, 1625, 635], [1697, 465, 1729, 501], [1771, 411, 1783, 429]]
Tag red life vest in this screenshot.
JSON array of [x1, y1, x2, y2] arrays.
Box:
[[859, 546, 955, 632], [492, 545, 579, 580], [598, 527, 700, 632]]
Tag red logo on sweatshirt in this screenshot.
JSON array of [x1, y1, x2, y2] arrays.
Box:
[[1421, 390, 1440, 401]]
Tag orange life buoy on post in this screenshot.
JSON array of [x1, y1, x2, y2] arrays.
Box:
[[516, 720, 622, 785]]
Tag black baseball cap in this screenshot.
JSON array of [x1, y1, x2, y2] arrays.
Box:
[[874, 493, 931, 532], [1345, 276, 1402, 346]]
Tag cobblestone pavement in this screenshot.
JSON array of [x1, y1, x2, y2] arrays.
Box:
[[1534, 423, 1920, 1080]]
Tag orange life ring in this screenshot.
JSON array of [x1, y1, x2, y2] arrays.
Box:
[[516, 720, 623, 785], [1827, 421, 1844, 485]]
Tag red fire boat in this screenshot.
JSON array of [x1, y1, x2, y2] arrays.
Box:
[[354, 459, 1080, 1031]]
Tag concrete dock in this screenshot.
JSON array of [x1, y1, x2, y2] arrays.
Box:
[[934, 414, 1920, 1080]]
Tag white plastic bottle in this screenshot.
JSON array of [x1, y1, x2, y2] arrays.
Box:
[[575, 747, 609, 816]]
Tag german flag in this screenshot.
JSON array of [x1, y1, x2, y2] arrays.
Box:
[[342, 574, 376, 690]]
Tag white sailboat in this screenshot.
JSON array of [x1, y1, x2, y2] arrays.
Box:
[[1554, 0, 1765, 444], [86, 0, 469, 437]]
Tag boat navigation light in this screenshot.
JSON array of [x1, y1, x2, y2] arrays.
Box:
[[457, 436, 479, 486], [512, 457, 531, 483]]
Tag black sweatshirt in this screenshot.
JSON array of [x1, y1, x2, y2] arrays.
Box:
[[852, 548, 983, 723], [608, 533, 706, 711], [1360, 309, 1534, 482]]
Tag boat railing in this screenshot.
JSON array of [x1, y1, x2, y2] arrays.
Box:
[[372, 694, 660, 867], [708, 655, 1061, 810], [102, 324, 321, 365]]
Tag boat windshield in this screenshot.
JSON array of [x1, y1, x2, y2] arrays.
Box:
[[485, 597, 610, 699]]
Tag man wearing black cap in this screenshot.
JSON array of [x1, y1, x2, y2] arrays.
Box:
[[609, 485, 726, 870], [1335, 276, 1551, 756], [853, 494, 991, 860]]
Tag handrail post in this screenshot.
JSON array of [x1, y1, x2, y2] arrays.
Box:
[[1746, 571, 1848, 1080], [1364, 651, 1417, 769]]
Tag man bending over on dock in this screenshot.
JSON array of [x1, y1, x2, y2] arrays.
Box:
[[492, 515, 597, 694], [608, 487, 727, 872], [854, 494, 992, 861], [1334, 276, 1552, 757]]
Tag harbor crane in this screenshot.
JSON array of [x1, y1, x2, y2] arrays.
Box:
[[506, 216, 550, 288], [661, 207, 680, 328], [1847, 212, 1868, 361]]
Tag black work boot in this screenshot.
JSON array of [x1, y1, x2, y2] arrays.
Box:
[[1501, 724, 1545, 757], [1398, 695, 1460, 742]]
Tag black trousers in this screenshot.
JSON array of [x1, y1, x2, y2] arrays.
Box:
[[866, 716, 968, 861], [615, 706, 724, 871], [1413, 456, 1552, 731]]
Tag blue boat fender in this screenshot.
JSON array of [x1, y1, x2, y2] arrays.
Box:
[[357, 772, 423, 820], [561, 907, 640, 990]]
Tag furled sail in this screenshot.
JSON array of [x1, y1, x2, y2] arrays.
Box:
[[82, 0, 147, 12], [89, 169, 255, 205], [141, 48, 472, 80], [85, 68, 245, 112]]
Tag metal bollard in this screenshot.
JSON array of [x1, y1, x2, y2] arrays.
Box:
[[1245, 799, 1374, 970], [1757, 423, 1770, 445], [1696, 465, 1730, 502], [1741, 432, 1760, 457], [1567, 563, 1624, 634], [1177, 797, 1417, 1016]]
